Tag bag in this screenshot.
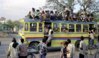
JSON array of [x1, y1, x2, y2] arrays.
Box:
[[79, 53, 84, 58], [75, 40, 80, 48]]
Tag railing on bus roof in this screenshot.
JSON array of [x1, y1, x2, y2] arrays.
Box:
[[23, 18, 96, 24]]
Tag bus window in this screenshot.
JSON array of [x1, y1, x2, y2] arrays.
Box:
[[25, 23, 28, 31], [61, 24, 68, 32], [39, 23, 43, 32], [69, 24, 74, 32], [89, 24, 94, 30], [83, 25, 88, 32], [30, 23, 37, 32], [44, 22, 51, 28], [76, 24, 81, 32], [53, 23, 59, 32]]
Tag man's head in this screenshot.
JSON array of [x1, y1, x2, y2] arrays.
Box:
[[12, 38, 16, 43], [37, 10, 40, 12], [48, 26, 51, 29], [81, 36, 84, 41], [50, 11, 53, 14], [67, 39, 71, 43], [21, 38, 24, 43], [64, 41, 69, 47]]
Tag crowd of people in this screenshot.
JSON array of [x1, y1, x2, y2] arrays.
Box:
[[7, 33, 99, 58], [7, 23, 98, 58], [26, 8, 94, 22], [7, 38, 28, 58]]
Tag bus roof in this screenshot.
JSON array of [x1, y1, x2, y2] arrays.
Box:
[[23, 18, 96, 24]]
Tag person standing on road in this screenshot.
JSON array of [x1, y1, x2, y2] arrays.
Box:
[[7, 38, 19, 58], [79, 36, 87, 58], [47, 27, 53, 46], [95, 35, 99, 58], [38, 38, 47, 58], [61, 41, 69, 58], [89, 30, 95, 47], [67, 39, 75, 58], [18, 39, 28, 58]]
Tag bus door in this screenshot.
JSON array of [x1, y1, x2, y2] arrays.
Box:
[[44, 21, 52, 47], [44, 21, 51, 38], [89, 24, 95, 31]]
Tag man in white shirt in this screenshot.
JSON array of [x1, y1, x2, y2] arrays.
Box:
[[47, 27, 53, 46], [7, 38, 19, 58], [67, 39, 75, 58], [79, 36, 87, 58], [89, 30, 95, 47]]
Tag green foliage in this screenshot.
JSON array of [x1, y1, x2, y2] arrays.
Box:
[[94, 13, 99, 22], [45, 0, 76, 12], [46, 0, 99, 14], [0, 23, 3, 31], [6, 20, 14, 28], [2, 20, 20, 31], [6, 20, 20, 28]]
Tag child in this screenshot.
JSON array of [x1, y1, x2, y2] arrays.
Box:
[[61, 41, 69, 58]]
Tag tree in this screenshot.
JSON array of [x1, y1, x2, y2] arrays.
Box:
[[5, 20, 20, 32], [13, 21, 20, 29], [6, 20, 14, 30], [77, 0, 99, 14], [77, 0, 99, 22], [44, 0, 76, 12], [88, 1, 99, 13]]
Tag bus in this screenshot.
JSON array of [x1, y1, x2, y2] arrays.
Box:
[[18, 18, 98, 49]]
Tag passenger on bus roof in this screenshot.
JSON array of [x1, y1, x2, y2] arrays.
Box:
[[40, 11, 47, 21], [50, 11, 55, 21], [35, 10, 40, 20], [27, 11, 33, 19], [31, 8, 36, 20]]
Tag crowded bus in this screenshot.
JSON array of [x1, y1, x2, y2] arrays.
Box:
[[18, 18, 98, 48], [17, 8, 99, 50]]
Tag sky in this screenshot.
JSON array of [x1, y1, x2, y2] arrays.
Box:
[[0, 0, 46, 20], [0, 0, 80, 20]]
